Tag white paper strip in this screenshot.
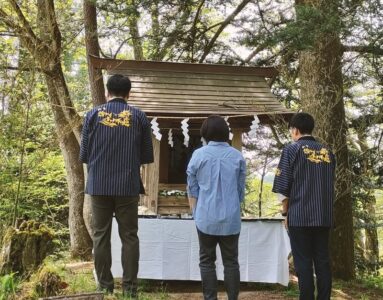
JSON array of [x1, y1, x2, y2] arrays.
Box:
[[151, 117, 162, 141], [181, 118, 190, 147], [248, 115, 260, 138], [168, 129, 174, 148], [224, 116, 234, 140]]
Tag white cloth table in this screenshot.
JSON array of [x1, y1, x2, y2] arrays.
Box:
[[111, 218, 291, 286]]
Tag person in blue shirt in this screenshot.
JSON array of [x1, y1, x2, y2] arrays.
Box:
[[272, 113, 336, 300], [187, 115, 246, 300], [80, 74, 153, 297]]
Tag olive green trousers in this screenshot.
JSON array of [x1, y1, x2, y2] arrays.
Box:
[[91, 195, 139, 293]]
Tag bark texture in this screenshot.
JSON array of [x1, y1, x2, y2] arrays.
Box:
[[83, 0, 106, 106], [296, 0, 355, 279], [83, 0, 108, 239]]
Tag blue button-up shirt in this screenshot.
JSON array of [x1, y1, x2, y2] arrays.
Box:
[[272, 136, 336, 227], [186, 141, 246, 235], [80, 98, 153, 196]]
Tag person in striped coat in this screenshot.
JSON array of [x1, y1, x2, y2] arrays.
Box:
[[80, 74, 154, 297], [272, 112, 336, 300]]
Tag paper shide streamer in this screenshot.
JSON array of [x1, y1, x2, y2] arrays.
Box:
[[151, 117, 162, 141], [168, 129, 174, 147], [248, 115, 260, 138], [224, 116, 234, 140], [181, 118, 190, 147]]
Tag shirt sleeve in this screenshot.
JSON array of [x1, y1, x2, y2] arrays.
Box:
[[186, 151, 200, 199], [140, 113, 154, 165], [238, 157, 247, 202], [79, 113, 89, 163], [272, 146, 293, 198]]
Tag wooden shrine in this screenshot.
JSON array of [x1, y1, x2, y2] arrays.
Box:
[[90, 56, 291, 215]]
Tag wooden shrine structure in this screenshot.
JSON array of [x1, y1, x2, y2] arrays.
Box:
[[90, 56, 291, 215]]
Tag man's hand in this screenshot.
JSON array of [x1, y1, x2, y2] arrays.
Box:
[[281, 198, 288, 229], [188, 197, 197, 214], [281, 198, 289, 216], [283, 215, 288, 229]]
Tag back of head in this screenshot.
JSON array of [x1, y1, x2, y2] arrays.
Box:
[[106, 74, 131, 98], [200, 115, 229, 143], [289, 112, 315, 135]]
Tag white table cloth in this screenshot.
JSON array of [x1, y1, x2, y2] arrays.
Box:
[[111, 218, 291, 286]]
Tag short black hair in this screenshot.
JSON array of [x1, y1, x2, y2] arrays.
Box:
[[106, 74, 131, 98], [288, 112, 315, 135], [200, 115, 229, 143]]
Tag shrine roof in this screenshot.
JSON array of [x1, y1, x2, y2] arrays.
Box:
[[90, 56, 292, 125]]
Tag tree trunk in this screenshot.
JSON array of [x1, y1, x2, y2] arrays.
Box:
[[44, 67, 92, 258], [127, 0, 144, 60], [357, 132, 379, 273], [83, 0, 107, 239], [37, 0, 92, 258], [83, 0, 106, 107], [296, 0, 355, 279]]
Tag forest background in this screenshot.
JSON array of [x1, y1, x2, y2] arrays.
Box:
[[0, 0, 382, 298]]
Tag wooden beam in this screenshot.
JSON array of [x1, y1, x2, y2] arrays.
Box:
[[232, 129, 243, 152], [90, 55, 279, 77], [142, 135, 160, 213]]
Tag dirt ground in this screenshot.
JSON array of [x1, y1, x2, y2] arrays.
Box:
[[66, 262, 383, 300], [148, 278, 383, 300]]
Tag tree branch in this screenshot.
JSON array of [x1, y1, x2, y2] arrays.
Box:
[[0, 65, 41, 72], [190, 0, 205, 61], [199, 0, 252, 63], [349, 112, 383, 129], [8, 0, 40, 43], [39, 0, 62, 55], [242, 43, 268, 64], [342, 45, 383, 56], [156, 5, 192, 61]]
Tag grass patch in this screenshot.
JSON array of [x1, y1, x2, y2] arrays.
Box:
[[0, 273, 18, 300], [15, 254, 169, 299], [283, 282, 299, 298]]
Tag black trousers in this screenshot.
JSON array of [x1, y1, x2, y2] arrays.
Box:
[[197, 229, 240, 300], [91, 195, 139, 293], [288, 226, 332, 300]]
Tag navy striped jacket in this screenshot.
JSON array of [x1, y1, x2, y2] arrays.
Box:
[[272, 136, 336, 227], [80, 98, 154, 196]]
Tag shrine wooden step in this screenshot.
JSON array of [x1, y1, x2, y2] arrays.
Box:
[[158, 183, 187, 191], [158, 206, 190, 215], [158, 196, 188, 206]]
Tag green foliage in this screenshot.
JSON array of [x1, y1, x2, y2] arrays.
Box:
[[273, 4, 343, 51], [0, 273, 17, 300], [243, 177, 280, 217], [359, 274, 383, 290], [284, 282, 300, 298], [0, 72, 69, 242]]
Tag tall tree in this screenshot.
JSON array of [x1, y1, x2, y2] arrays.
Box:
[[83, 0, 106, 237], [84, 0, 106, 106], [0, 0, 92, 258], [295, 0, 355, 279]]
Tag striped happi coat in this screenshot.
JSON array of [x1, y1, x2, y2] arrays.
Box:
[[80, 98, 153, 196], [272, 136, 336, 227]]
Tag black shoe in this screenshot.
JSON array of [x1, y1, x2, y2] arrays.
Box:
[[97, 285, 114, 294]]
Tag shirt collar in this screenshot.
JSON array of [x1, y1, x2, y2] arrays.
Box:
[[208, 141, 230, 146], [108, 98, 127, 104], [298, 136, 316, 141]]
